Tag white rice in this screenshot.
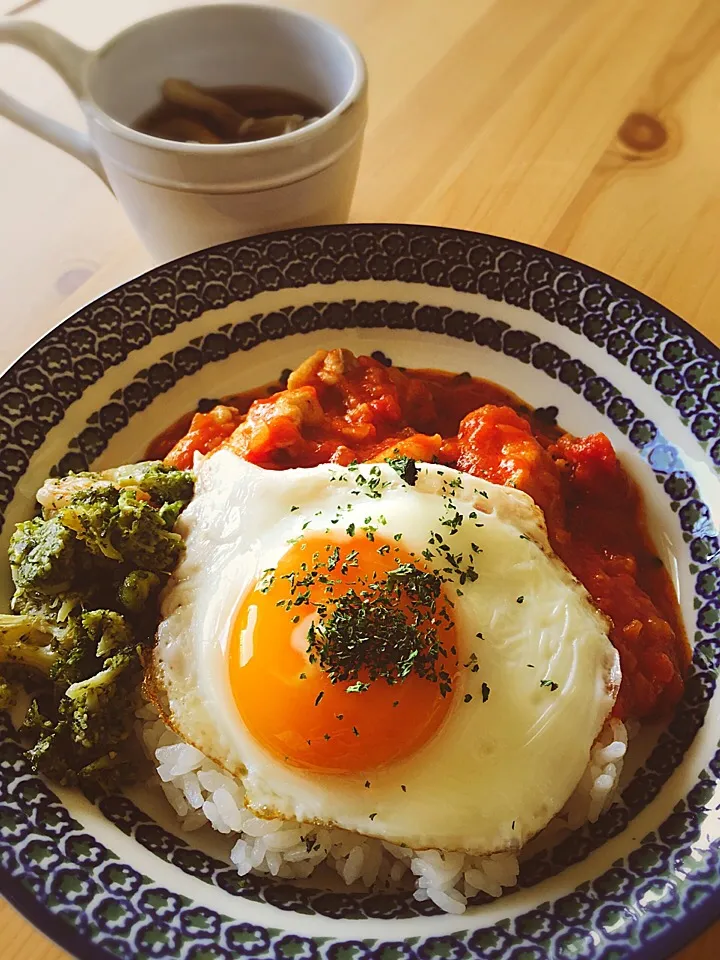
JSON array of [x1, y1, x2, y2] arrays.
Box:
[[136, 703, 628, 913]]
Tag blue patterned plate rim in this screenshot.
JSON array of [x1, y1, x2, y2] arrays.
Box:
[[0, 223, 717, 960], [1, 877, 118, 960], [2, 221, 718, 387]]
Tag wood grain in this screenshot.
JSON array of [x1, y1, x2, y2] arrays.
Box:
[[0, 0, 718, 957]]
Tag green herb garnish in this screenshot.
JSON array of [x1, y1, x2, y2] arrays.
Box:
[[304, 560, 454, 695], [387, 456, 419, 487]]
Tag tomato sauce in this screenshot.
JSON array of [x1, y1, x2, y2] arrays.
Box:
[[150, 349, 688, 722]]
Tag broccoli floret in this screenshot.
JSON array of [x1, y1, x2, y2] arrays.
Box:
[[157, 500, 184, 531], [0, 606, 138, 711], [105, 461, 194, 507], [65, 650, 133, 701], [112, 490, 185, 572], [9, 517, 76, 591], [118, 570, 161, 614], [0, 612, 52, 647], [82, 609, 133, 658], [12, 589, 85, 646], [58, 487, 184, 573], [25, 724, 79, 785], [57, 484, 124, 561], [0, 613, 56, 677], [19, 639, 142, 792], [19, 698, 53, 738], [0, 657, 53, 716], [0, 641, 57, 674], [46, 609, 136, 685], [62, 648, 140, 750], [48, 622, 96, 686]]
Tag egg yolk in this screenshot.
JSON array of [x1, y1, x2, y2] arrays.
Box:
[[229, 534, 458, 774]]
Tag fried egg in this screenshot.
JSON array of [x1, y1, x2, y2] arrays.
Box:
[[152, 449, 619, 854]]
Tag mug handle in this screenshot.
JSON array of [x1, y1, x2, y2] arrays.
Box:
[[0, 19, 109, 185]]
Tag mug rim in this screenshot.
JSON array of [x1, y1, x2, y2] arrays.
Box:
[[84, 1, 368, 156]]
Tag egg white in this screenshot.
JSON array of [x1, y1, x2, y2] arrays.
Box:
[[153, 448, 619, 855]]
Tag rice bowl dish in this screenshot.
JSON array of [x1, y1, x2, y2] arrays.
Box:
[[0, 224, 716, 960], [0, 345, 685, 917]]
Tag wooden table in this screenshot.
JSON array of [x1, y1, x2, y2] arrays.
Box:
[[0, 0, 718, 956]]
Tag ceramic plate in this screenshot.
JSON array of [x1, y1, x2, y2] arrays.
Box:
[[0, 225, 717, 960]]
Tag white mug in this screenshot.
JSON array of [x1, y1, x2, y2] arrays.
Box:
[[0, 4, 368, 260]]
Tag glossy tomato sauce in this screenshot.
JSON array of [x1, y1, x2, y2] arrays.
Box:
[[149, 350, 687, 722]]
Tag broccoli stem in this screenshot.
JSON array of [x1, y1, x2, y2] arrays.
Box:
[[65, 658, 129, 702], [0, 641, 56, 674], [0, 613, 52, 646], [0, 613, 56, 676]]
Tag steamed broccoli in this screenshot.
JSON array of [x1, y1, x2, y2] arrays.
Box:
[[0, 610, 144, 790], [19, 698, 53, 738], [157, 500, 184, 531], [0, 460, 194, 793], [105, 461, 195, 506], [25, 723, 78, 784], [0, 600, 121, 689], [110, 489, 185, 572], [19, 643, 142, 792], [12, 588, 85, 645], [56, 484, 125, 562], [58, 486, 184, 572], [0, 612, 52, 647], [0, 613, 57, 674], [63, 647, 140, 749], [0, 625, 59, 711], [118, 570, 161, 614], [9, 517, 77, 591], [47, 621, 97, 686], [82, 610, 133, 658], [0, 609, 134, 690]]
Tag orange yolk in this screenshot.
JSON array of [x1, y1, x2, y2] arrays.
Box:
[[229, 534, 458, 775]]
